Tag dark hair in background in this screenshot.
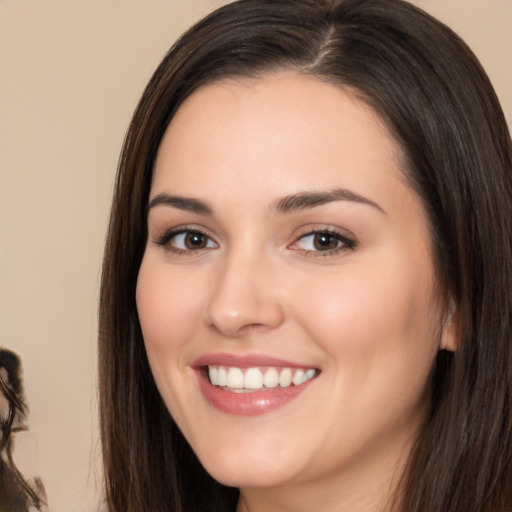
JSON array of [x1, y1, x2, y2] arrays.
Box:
[[98, 0, 512, 511], [0, 349, 48, 511]]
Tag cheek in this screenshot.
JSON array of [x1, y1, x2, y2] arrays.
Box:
[[136, 258, 205, 357], [291, 262, 441, 375], [292, 264, 441, 445]]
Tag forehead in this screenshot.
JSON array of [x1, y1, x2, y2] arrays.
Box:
[[152, 72, 407, 206], [160, 72, 398, 154]]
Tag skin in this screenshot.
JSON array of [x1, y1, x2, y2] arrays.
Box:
[[136, 72, 456, 512]]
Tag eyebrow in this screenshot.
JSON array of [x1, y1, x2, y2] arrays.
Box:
[[272, 188, 386, 215], [147, 187, 386, 216], [147, 193, 214, 215]]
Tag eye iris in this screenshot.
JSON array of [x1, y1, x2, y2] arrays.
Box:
[[313, 233, 338, 251], [185, 232, 207, 249]]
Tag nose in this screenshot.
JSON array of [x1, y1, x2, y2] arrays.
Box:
[[202, 251, 285, 337]]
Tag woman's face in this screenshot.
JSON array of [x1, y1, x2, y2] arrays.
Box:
[[137, 73, 454, 500]]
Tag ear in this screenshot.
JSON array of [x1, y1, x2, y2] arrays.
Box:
[[440, 299, 458, 352]]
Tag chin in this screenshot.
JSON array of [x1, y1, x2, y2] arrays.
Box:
[[208, 468, 294, 489], [198, 447, 298, 489]]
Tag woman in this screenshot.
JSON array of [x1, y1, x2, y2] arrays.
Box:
[[98, 0, 512, 511]]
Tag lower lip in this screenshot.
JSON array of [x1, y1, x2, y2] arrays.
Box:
[[196, 369, 315, 416]]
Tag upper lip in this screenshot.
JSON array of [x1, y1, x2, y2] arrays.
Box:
[[193, 353, 317, 369]]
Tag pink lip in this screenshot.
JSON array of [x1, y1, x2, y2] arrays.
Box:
[[193, 352, 308, 369], [193, 353, 318, 416]]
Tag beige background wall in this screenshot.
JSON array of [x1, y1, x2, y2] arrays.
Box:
[[0, 1, 510, 511]]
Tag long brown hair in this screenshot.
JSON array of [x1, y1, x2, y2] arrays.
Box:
[[99, 1, 512, 510]]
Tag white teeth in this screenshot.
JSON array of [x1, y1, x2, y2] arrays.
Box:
[[207, 365, 317, 390], [279, 368, 292, 387], [208, 366, 219, 385], [263, 368, 279, 388], [292, 369, 305, 385], [227, 367, 244, 388], [218, 367, 228, 386], [244, 368, 263, 389]]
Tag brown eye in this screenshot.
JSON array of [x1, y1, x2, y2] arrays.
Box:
[[291, 230, 355, 255], [183, 231, 209, 249], [155, 229, 217, 252], [312, 233, 339, 251]]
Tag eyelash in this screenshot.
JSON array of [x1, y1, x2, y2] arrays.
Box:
[[153, 227, 356, 257], [290, 229, 356, 257], [153, 227, 218, 256]]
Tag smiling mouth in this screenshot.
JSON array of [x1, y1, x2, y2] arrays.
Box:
[[206, 365, 319, 392]]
